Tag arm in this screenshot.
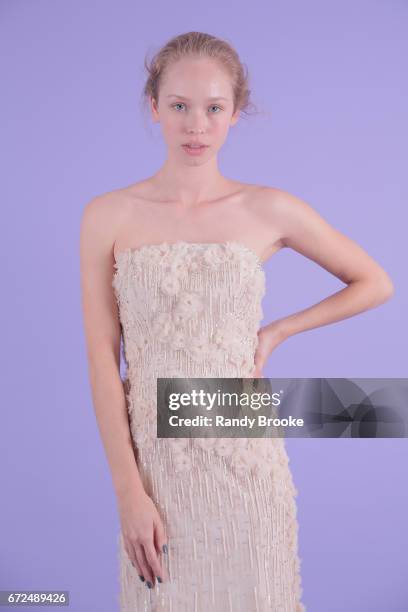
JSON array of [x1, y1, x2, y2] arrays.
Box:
[[80, 195, 168, 586], [80, 195, 144, 502], [253, 189, 394, 374], [276, 190, 394, 338]]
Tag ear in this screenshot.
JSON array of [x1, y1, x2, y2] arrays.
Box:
[[150, 96, 160, 122], [230, 109, 240, 127]]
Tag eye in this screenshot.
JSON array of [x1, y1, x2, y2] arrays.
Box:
[[171, 103, 222, 113]]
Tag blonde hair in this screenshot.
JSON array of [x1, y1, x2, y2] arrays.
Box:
[[141, 31, 257, 119]]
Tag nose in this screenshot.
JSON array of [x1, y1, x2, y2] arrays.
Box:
[[185, 110, 206, 134], [186, 120, 205, 134]]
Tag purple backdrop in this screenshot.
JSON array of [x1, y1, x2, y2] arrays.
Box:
[[1, 1, 407, 610]]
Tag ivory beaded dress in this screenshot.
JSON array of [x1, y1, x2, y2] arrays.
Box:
[[112, 240, 305, 612]]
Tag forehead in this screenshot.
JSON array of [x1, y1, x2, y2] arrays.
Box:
[[161, 57, 232, 99]]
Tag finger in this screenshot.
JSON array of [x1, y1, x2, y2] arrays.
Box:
[[255, 344, 268, 362], [130, 559, 145, 583], [253, 346, 265, 367], [135, 542, 154, 587], [153, 515, 164, 555], [143, 540, 166, 585], [252, 358, 264, 378], [125, 540, 144, 582], [153, 521, 169, 582]]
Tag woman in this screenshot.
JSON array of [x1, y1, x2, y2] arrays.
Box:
[[79, 32, 393, 611]]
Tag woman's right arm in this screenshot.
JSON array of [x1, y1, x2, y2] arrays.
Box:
[[79, 195, 168, 587]]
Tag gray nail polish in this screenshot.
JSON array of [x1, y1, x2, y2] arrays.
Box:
[[138, 575, 145, 582], [162, 543, 168, 554], [157, 576, 162, 583], [146, 581, 153, 589]]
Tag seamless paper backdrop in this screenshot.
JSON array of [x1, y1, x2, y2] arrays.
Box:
[[1, 1, 407, 610]]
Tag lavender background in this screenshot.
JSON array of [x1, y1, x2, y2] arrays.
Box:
[[1, 1, 407, 610]]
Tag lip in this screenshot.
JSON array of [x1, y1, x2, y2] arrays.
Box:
[[182, 144, 209, 156]]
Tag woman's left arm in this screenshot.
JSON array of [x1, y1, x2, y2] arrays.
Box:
[[253, 190, 394, 376]]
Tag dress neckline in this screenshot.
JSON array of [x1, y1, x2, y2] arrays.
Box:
[[113, 240, 266, 268]]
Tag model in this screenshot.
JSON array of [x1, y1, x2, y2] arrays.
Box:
[[79, 31, 394, 611]]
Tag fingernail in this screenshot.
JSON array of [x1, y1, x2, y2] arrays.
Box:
[[156, 576, 162, 583], [138, 575, 145, 582], [146, 581, 153, 589], [162, 544, 168, 554]]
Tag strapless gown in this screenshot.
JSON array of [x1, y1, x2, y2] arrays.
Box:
[[112, 241, 305, 612]]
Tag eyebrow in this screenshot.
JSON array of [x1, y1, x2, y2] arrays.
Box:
[[166, 95, 229, 101]]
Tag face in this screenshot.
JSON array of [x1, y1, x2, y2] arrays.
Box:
[[150, 56, 240, 164]]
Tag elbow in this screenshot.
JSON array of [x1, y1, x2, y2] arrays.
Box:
[[350, 271, 395, 309], [379, 272, 394, 300], [370, 272, 395, 306]]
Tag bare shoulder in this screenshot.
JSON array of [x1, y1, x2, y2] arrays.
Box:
[[251, 184, 315, 217], [251, 185, 324, 247], [81, 184, 135, 223], [80, 184, 139, 254]]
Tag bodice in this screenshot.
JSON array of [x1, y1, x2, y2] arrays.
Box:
[[112, 241, 288, 480], [112, 240, 265, 382]]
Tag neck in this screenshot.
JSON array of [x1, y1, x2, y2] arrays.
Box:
[[152, 155, 230, 206]]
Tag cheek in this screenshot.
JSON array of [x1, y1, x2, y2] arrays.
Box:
[[161, 118, 182, 138], [212, 118, 230, 139]]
